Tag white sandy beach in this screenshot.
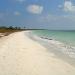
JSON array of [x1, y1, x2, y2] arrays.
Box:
[[0, 31, 75, 75]]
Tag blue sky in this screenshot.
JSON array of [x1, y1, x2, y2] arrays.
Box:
[[0, 0, 75, 29]]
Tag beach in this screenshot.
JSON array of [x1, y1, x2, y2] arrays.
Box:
[[0, 31, 75, 75]]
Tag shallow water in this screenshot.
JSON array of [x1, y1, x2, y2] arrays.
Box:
[[32, 30, 75, 59], [32, 30, 75, 46]]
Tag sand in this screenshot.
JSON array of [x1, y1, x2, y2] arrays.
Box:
[[0, 31, 75, 75]]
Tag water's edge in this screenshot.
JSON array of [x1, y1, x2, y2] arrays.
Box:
[[25, 31, 75, 67]]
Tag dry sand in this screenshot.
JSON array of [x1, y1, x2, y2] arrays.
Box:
[[0, 31, 75, 75]]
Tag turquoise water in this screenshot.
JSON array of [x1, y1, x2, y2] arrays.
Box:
[[32, 30, 75, 64], [31, 30, 75, 59], [32, 30, 75, 47]]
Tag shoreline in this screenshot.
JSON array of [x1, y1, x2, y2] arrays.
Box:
[[26, 31, 75, 67], [0, 31, 75, 75]]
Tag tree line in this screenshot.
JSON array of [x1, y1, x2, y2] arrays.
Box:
[[0, 26, 25, 30]]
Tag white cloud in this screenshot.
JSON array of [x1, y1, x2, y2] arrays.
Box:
[[27, 5, 43, 14], [37, 14, 75, 30], [39, 14, 60, 23], [64, 1, 75, 12], [16, 0, 25, 3], [38, 13, 75, 24], [58, 5, 62, 8], [14, 11, 21, 16]]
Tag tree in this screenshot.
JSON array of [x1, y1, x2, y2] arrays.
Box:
[[8, 26, 14, 29]]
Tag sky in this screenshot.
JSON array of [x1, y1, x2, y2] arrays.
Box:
[[0, 0, 75, 30]]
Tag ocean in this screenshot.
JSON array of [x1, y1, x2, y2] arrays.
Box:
[[32, 30, 75, 59], [32, 30, 75, 46]]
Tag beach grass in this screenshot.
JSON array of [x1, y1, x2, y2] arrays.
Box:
[[0, 28, 25, 37], [0, 29, 23, 33]]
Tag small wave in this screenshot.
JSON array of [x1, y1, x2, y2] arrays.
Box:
[[40, 36, 75, 59], [27, 32, 75, 59]]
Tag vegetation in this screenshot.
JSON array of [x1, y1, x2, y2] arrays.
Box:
[[0, 26, 25, 33], [0, 26, 45, 37]]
